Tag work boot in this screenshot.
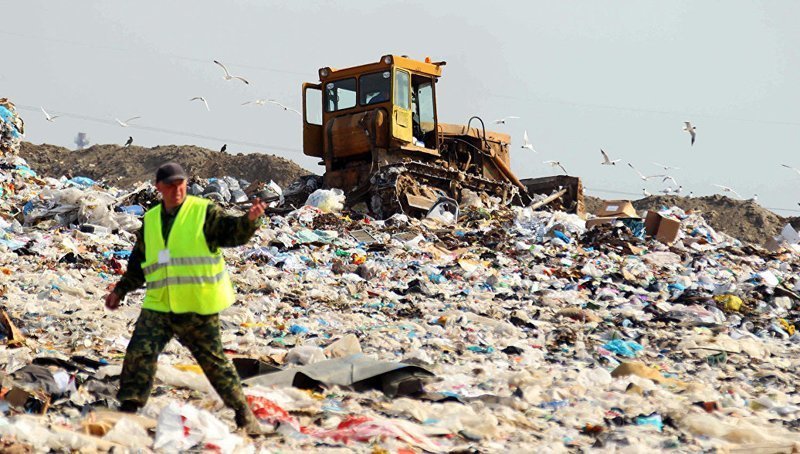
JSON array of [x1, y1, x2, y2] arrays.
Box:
[[119, 400, 142, 414], [235, 407, 274, 436]]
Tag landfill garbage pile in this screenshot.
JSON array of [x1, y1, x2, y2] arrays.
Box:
[[19, 141, 312, 188], [0, 99, 24, 156], [587, 194, 800, 246], [4, 154, 800, 452]]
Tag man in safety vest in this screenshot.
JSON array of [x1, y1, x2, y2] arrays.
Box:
[[104, 162, 270, 434]]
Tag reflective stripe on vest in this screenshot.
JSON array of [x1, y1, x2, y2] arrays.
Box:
[[141, 195, 235, 314]]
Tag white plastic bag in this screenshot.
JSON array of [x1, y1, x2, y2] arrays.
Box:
[[305, 189, 345, 213], [154, 401, 244, 453]]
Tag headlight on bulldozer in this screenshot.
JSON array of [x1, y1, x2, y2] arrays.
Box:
[[382, 55, 393, 65], [319, 68, 330, 78]]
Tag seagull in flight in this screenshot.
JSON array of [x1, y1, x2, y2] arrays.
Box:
[[266, 99, 301, 116], [628, 163, 664, 181], [544, 160, 568, 174], [713, 184, 742, 199], [40, 107, 60, 122], [662, 175, 679, 186], [494, 116, 519, 124], [241, 99, 268, 106], [190, 96, 210, 111], [520, 130, 536, 152], [115, 116, 141, 127], [683, 121, 697, 145], [781, 164, 800, 176], [213, 60, 250, 85], [600, 149, 620, 165], [653, 162, 679, 171]]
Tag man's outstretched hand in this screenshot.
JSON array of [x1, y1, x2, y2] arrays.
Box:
[[105, 292, 122, 310], [248, 198, 267, 222]]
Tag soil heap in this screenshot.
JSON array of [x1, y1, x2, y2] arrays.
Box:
[[19, 142, 312, 188]]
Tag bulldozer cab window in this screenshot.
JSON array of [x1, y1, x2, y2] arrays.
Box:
[[394, 70, 410, 110], [359, 71, 391, 105], [304, 85, 322, 126], [324, 78, 356, 112], [412, 75, 435, 139]]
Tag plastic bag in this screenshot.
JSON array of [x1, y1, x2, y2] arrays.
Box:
[[154, 401, 243, 453], [305, 189, 345, 213]]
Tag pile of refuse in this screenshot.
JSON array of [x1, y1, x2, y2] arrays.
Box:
[[0, 99, 23, 156], [4, 145, 800, 451]]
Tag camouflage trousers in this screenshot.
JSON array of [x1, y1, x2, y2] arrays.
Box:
[[117, 309, 248, 413]]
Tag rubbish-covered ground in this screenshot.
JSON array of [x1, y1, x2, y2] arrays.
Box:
[[4, 126, 800, 449], [19, 142, 311, 188], [586, 194, 800, 247]]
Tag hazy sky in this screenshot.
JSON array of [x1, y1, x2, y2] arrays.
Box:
[[4, 1, 800, 214]]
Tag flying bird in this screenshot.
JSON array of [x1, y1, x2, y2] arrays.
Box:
[[653, 162, 679, 171], [124, 136, 133, 147], [544, 160, 568, 174], [190, 96, 210, 111], [713, 184, 742, 199], [662, 175, 679, 186], [494, 116, 519, 124], [628, 163, 664, 181], [781, 164, 800, 176], [520, 130, 536, 152], [220, 144, 227, 153], [266, 99, 301, 116], [40, 107, 60, 122], [600, 149, 620, 165], [213, 60, 250, 85], [115, 116, 141, 127], [683, 121, 697, 145], [241, 99, 268, 106]]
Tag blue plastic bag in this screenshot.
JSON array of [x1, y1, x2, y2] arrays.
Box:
[[68, 176, 96, 188], [602, 339, 643, 358]]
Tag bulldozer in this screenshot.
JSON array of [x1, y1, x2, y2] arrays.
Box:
[[293, 54, 583, 219]]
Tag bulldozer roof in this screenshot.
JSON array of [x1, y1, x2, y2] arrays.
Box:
[[318, 55, 444, 82]]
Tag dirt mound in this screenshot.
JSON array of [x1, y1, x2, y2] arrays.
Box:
[[585, 194, 799, 245], [19, 142, 313, 188]]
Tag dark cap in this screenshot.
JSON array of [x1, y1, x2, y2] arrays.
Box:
[[155, 162, 187, 184]]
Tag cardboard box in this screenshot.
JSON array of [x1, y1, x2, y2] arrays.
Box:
[[597, 200, 638, 218], [586, 217, 639, 229], [644, 211, 681, 244]]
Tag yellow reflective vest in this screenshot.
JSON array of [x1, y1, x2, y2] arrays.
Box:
[[141, 196, 235, 314]]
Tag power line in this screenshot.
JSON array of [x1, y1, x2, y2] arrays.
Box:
[[0, 30, 307, 78], [4, 29, 800, 128], [488, 93, 800, 128]]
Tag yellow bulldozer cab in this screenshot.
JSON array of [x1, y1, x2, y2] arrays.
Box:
[[302, 55, 444, 160]]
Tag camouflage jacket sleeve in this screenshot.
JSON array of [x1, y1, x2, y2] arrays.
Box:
[[203, 203, 261, 251], [112, 228, 146, 299]]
